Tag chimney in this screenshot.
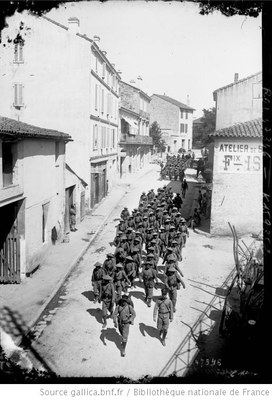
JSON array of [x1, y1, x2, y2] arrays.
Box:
[[187, 95, 190, 106], [137, 75, 143, 89], [234, 73, 239, 83], [93, 35, 100, 43], [68, 17, 80, 34], [130, 80, 136, 85]]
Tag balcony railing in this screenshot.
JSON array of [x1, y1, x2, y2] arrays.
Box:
[[139, 110, 150, 120], [119, 133, 153, 145]]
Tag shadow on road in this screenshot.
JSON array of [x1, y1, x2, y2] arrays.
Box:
[[139, 323, 159, 341], [87, 308, 103, 324], [129, 290, 145, 304], [0, 306, 56, 382], [100, 328, 122, 352], [82, 290, 95, 302]]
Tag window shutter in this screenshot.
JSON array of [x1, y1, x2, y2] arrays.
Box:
[[19, 84, 23, 105], [95, 85, 98, 110]]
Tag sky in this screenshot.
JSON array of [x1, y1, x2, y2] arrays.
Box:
[[48, 1, 262, 118]]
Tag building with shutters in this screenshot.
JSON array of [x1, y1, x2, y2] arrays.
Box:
[[0, 11, 121, 215], [0, 116, 71, 282], [150, 94, 195, 154], [209, 72, 262, 236], [118, 81, 153, 178]]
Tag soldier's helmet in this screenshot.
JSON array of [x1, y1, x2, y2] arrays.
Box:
[[94, 261, 102, 267], [168, 266, 176, 272], [116, 263, 124, 268], [126, 256, 133, 261], [107, 253, 114, 258]]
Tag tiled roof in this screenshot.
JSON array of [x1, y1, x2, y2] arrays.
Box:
[[193, 117, 204, 124], [152, 94, 195, 111], [209, 118, 262, 138], [0, 116, 72, 141]]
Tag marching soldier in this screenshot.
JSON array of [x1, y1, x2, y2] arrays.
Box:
[[140, 262, 159, 307], [91, 261, 105, 304], [164, 256, 184, 279], [101, 275, 115, 328], [180, 218, 189, 248], [124, 256, 137, 288], [113, 295, 136, 357], [103, 253, 116, 279], [153, 288, 173, 346], [164, 266, 186, 313], [114, 263, 130, 303]]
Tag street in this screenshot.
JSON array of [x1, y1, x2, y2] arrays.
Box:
[[30, 167, 236, 379]]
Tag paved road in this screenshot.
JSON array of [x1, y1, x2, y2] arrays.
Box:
[[32, 167, 235, 379]]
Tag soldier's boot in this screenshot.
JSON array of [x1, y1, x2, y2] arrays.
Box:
[[102, 317, 107, 329], [161, 330, 167, 346], [93, 295, 98, 304], [159, 330, 163, 340], [147, 298, 151, 308], [121, 341, 127, 357]]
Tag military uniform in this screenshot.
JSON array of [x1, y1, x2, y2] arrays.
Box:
[[125, 256, 137, 287], [103, 254, 116, 278], [113, 297, 136, 357], [101, 275, 115, 328], [114, 264, 130, 303], [91, 262, 105, 303], [165, 266, 186, 312], [153, 289, 173, 346], [141, 263, 158, 307]]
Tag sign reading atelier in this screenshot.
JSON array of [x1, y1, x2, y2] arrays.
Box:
[[217, 142, 262, 173]]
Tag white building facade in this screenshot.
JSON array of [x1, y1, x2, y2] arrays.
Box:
[[0, 12, 121, 215], [150, 94, 194, 154]]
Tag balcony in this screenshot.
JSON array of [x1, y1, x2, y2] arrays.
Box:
[[139, 110, 150, 120], [119, 133, 153, 145]]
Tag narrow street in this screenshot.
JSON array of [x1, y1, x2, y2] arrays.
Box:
[[30, 166, 237, 380]]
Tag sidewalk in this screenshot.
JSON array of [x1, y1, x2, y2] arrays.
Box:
[[0, 164, 155, 345]]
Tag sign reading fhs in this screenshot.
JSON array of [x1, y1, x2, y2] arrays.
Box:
[[218, 142, 262, 173]]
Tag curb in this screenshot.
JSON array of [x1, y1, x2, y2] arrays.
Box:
[[18, 165, 155, 347]]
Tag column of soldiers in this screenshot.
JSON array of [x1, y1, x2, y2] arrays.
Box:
[[160, 154, 190, 182], [91, 184, 189, 355]]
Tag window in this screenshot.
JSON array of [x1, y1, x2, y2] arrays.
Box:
[[112, 129, 115, 148], [182, 139, 185, 148], [14, 41, 24, 63], [180, 110, 183, 119], [101, 88, 104, 113], [185, 124, 188, 133], [14, 83, 24, 107], [93, 124, 98, 150], [42, 202, 50, 243], [185, 112, 188, 119], [101, 126, 106, 148], [2, 142, 14, 187], [55, 142, 60, 162], [180, 123, 184, 133], [188, 139, 191, 149], [107, 127, 110, 148], [102, 62, 106, 79], [95, 84, 98, 111]]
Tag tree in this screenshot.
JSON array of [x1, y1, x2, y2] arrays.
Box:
[[193, 107, 216, 147], [149, 121, 166, 153]]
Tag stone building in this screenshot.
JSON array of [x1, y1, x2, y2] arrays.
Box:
[[150, 94, 194, 153], [0, 12, 121, 215], [0, 116, 71, 282], [118, 81, 153, 178], [210, 72, 262, 236]]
